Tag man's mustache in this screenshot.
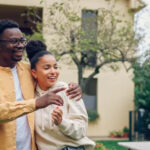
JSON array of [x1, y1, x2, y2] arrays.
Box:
[[12, 47, 26, 53]]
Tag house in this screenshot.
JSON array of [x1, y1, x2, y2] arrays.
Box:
[[0, 0, 144, 137]]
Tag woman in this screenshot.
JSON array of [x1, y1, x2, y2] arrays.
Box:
[[26, 40, 95, 150]]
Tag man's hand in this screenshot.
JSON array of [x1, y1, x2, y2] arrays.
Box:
[[52, 107, 63, 125], [66, 83, 82, 101], [36, 88, 65, 109]]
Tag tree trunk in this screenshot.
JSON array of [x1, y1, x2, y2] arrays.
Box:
[[78, 65, 86, 93]]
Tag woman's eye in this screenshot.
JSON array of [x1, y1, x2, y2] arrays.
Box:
[[54, 66, 58, 69], [44, 66, 49, 69]]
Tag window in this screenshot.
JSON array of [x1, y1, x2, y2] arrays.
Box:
[[81, 9, 98, 67], [83, 78, 97, 111], [0, 5, 42, 35]]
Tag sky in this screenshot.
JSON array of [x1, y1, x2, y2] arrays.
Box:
[[134, 0, 150, 62], [142, 0, 150, 4]]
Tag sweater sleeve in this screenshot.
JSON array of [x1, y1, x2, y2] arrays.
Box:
[[0, 93, 36, 123], [58, 96, 88, 140]]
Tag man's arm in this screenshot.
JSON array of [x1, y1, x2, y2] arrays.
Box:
[[0, 99, 35, 123], [0, 88, 64, 123]]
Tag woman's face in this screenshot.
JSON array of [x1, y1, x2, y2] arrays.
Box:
[[31, 54, 59, 90]]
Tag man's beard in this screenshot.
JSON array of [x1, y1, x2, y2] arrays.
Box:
[[12, 48, 25, 62]]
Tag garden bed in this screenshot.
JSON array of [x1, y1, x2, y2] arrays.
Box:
[[95, 140, 129, 150]]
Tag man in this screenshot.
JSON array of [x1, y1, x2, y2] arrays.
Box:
[[0, 19, 81, 150]]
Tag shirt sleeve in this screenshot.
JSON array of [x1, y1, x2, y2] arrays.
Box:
[[0, 93, 36, 123], [58, 95, 88, 140]]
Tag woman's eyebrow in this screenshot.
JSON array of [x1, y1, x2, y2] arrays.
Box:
[[42, 64, 50, 67]]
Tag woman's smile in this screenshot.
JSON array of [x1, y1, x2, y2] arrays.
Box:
[[31, 54, 59, 91]]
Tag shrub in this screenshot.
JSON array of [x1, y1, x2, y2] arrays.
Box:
[[87, 110, 99, 122]]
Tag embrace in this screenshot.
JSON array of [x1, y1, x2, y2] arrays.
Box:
[[0, 19, 95, 150]]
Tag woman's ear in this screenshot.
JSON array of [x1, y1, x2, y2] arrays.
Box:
[[31, 69, 37, 79]]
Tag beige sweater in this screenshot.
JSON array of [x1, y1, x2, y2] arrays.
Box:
[[35, 81, 95, 150]]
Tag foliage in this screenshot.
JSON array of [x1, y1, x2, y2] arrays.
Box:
[[123, 126, 129, 133], [109, 130, 117, 138], [96, 140, 129, 150], [109, 130, 123, 138], [133, 62, 150, 139], [115, 131, 124, 138], [87, 110, 99, 122], [133, 63, 150, 109], [94, 143, 107, 150], [21, 6, 44, 42], [23, 0, 139, 93], [26, 32, 44, 41], [23, 32, 45, 42], [47, 0, 138, 92], [109, 126, 129, 138]]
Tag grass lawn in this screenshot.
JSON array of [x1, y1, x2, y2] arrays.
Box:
[[95, 140, 129, 150]]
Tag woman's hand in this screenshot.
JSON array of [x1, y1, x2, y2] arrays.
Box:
[[66, 83, 82, 101], [52, 107, 63, 125]]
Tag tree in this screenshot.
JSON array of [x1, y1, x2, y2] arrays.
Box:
[[133, 62, 150, 139], [24, 0, 139, 93]]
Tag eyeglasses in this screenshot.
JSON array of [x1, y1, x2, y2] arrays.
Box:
[[0, 37, 28, 45]]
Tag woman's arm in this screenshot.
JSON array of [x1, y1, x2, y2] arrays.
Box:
[[51, 82, 88, 140], [52, 91, 88, 140], [58, 98, 88, 140]]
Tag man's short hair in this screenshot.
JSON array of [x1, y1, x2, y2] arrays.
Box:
[[0, 19, 19, 36]]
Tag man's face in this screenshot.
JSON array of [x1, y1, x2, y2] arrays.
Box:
[[0, 28, 26, 63]]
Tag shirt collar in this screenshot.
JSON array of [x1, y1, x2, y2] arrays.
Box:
[[0, 62, 24, 72]]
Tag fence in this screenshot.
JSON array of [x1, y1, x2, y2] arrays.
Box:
[[129, 110, 146, 141]]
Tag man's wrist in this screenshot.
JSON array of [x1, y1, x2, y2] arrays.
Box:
[[35, 97, 44, 109]]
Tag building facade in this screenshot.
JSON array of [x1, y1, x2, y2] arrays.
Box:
[[0, 0, 143, 137]]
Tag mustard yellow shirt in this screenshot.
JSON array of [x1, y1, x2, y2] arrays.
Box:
[[0, 62, 36, 150]]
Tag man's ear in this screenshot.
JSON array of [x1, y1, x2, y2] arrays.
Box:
[[31, 69, 37, 79]]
